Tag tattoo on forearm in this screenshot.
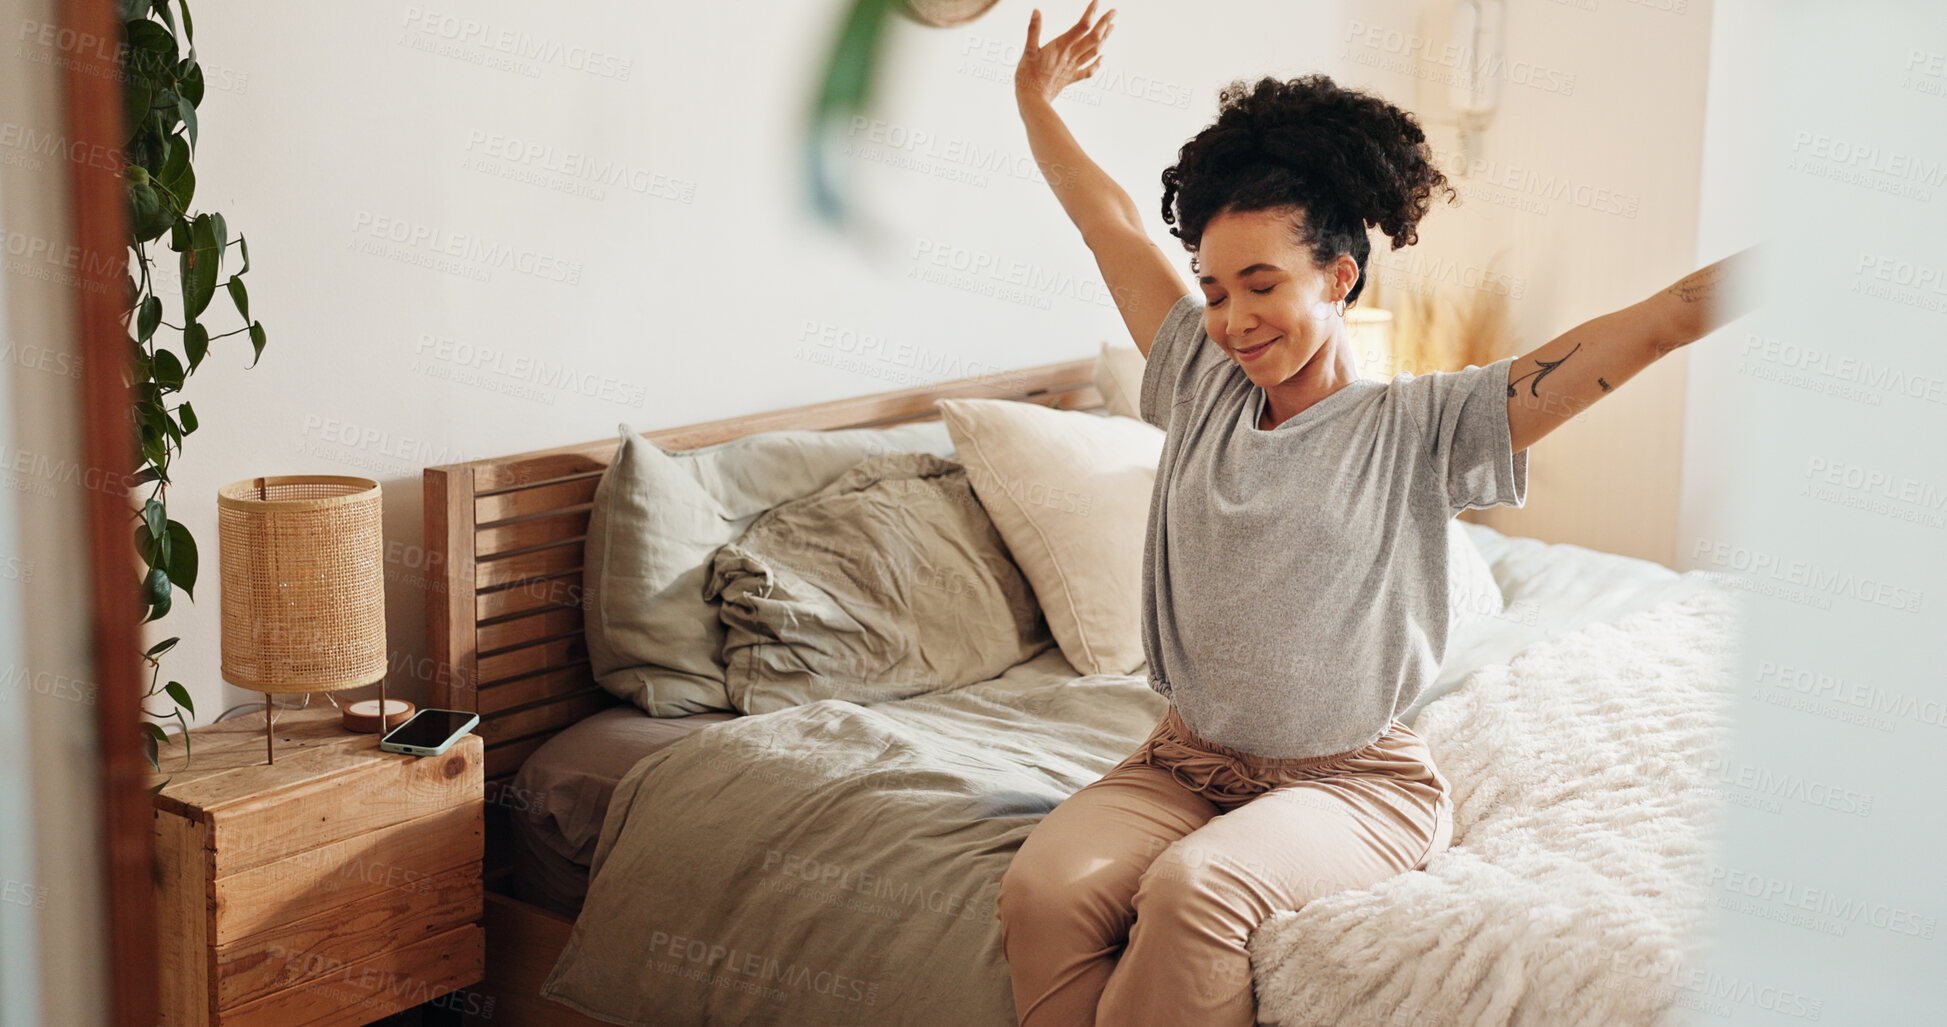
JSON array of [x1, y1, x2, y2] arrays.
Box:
[[1667, 264, 1722, 303], [1598, 377, 1611, 391], [1507, 343, 1580, 398]]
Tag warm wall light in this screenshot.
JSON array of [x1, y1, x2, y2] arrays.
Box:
[[1348, 307, 1397, 380], [217, 475, 388, 763]]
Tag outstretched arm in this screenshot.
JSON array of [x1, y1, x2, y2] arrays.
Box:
[[1503, 244, 1765, 452]]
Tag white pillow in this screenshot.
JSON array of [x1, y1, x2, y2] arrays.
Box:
[[1092, 340, 1146, 421], [934, 397, 1164, 676], [1447, 518, 1507, 635]]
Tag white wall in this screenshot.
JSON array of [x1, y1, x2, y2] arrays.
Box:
[[0, 0, 111, 1021], [1681, 1, 1947, 1020], [1337, 0, 1719, 567], [137, 0, 1353, 724], [116, 0, 1720, 724]]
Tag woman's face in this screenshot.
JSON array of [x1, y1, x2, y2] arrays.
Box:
[[1194, 207, 1358, 387]]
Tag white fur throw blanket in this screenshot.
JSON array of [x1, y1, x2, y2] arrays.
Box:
[[1250, 587, 1740, 1027]]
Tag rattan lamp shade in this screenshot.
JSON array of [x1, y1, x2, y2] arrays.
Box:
[[218, 476, 387, 694]]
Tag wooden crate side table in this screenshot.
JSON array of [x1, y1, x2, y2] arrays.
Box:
[[152, 705, 486, 1027]]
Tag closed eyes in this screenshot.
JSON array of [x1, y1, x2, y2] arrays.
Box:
[[1204, 285, 1276, 308]]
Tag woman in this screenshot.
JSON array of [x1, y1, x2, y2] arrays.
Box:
[[993, 5, 1756, 1027]]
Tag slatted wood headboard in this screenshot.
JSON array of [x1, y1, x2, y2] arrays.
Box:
[[423, 357, 1109, 820]]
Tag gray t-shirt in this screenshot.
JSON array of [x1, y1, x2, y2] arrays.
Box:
[[1138, 293, 1528, 759]]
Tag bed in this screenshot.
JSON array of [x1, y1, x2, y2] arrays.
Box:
[[423, 357, 1740, 1027]]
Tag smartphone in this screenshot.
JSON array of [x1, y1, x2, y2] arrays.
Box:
[[379, 708, 480, 757]]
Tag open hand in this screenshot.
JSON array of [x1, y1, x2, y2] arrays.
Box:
[[1015, 2, 1116, 107]]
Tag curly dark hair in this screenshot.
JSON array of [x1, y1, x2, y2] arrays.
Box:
[[1160, 74, 1457, 308]]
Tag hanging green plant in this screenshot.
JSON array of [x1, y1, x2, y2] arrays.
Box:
[[117, 0, 268, 783]]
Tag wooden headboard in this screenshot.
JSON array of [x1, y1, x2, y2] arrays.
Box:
[[423, 357, 1109, 814]]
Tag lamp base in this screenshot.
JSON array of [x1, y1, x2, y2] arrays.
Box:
[[341, 698, 415, 734]]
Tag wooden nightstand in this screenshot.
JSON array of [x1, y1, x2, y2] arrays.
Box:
[[151, 704, 486, 1027]]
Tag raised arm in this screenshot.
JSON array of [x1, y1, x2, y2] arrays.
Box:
[[1503, 244, 1765, 452], [1016, 4, 1186, 357]]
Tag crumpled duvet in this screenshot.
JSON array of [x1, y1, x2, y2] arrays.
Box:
[[540, 644, 1166, 1026]]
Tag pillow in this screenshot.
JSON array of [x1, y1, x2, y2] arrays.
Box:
[[1093, 340, 1146, 420], [584, 420, 956, 716], [1447, 517, 1507, 635], [704, 451, 1053, 714], [934, 397, 1165, 676]]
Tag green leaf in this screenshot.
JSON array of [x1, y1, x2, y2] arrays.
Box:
[[145, 507, 171, 566], [166, 164, 194, 219], [178, 96, 197, 149], [180, 214, 218, 320], [147, 777, 168, 797], [177, 59, 204, 106], [124, 18, 174, 56], [225, 275, 248, 322], [181, 0, 194, 45], [144, 586, 172, 623], [142, 564, 169, 607], [131, 466, 164, 486], [165, 521, 196, 599], [143, 498, 167, 542], [140, 433, 169, 475], [211, 213, 227, 256], [178, 401, 197, 434], [144, 636, 180, 659], [237, 234, 250, 274], [142, 721, 169, 744], [134, 521, 157, 567], [144, 733, 160, 772], [122, 77, 152, 142], [127, 181, 161, 239], [247, 322, 266, 368], [159, 132, 189, 191], [151, 347, 185, 391], [133, 401, 159, 441], [124, 129, 156, 175], [183, 322, 208, 369], [134, 401, 160, 445], [165, 681, 194, 717], [169, 219, 190, 252], [136, 295, 161, 342]]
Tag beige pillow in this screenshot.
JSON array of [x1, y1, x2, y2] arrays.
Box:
[[934, 397, 1164, 676], [584, 421, 956, 716], [1093, 340, 1146, 420], [704, 452, 1052, 714]]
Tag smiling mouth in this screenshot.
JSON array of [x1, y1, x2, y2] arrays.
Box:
[[1234, 336, 1280, 360]]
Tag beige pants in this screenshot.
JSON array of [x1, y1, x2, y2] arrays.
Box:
[[995, 705, 1454, 1027]]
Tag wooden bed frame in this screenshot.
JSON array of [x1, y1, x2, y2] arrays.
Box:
[[424, 357, 1108, 1025]]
